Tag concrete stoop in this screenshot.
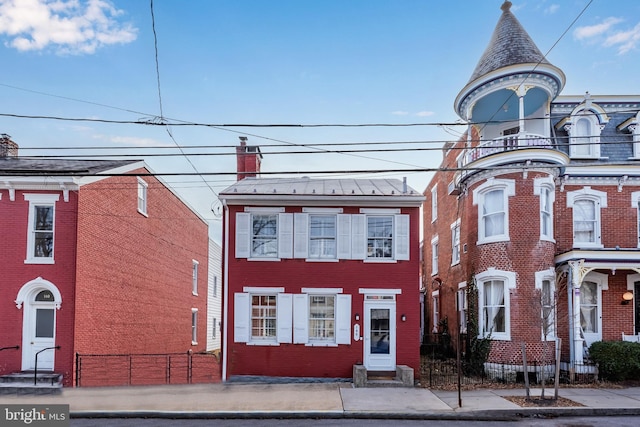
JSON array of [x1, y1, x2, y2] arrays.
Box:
[[0, 372, 63, 395], [352, 364, 414, 388]]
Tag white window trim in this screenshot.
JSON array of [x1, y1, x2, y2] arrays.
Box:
[[24, 193, 59, 264], [137, 177, 148, 217], [191, 308, 198, 345], [451, 219, 461, 266], [632, 192, 640, 248], [294, 290, 350, 346], [432, 290, 439, 333], [457, 282, 468, 334], [473, 178, 515, 245], [431, 185, 438, 223], [234, 290, 292, 346], [192, 260, 199, 296], [431, 235, 439, 276], [475, 268, 516, 341], [568, 111, 603, 159], [567, 187, 607, 249], [535, 268, 556, 341], [534, 176, 556, 242]]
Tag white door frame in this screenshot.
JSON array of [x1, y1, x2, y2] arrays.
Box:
[[15, 277, 62, 371], [580, 272, 606, 347], [363, 300, 396, 371]]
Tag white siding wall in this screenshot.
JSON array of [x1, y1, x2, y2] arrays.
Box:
[[207, 239, 223, 351]]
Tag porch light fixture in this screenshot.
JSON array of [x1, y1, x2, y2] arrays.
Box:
[[622, 291, 634, 305], [401, 314, 407, 322], [355, 313, 360, 321]]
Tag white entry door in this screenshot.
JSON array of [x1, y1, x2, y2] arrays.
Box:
[[364, 301, 396, 371], [580, 280, 602, 347], [23, 291, 57, 371]]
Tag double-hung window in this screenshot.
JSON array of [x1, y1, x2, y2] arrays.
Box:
[[309, 215, 336, 259], [293, 289, 351, 346], [235, 208, 292, 260], [432, 290, 439, 333], [568, 112, 603, 159], [192, 260, 199, 295], [234, 287, 292, 345], [431, 235, 439, 275], [534, 177, 555, 241], [367, 215, 393, 259], [473, 179, 515, 244], [137, 178, 148, 216], [476, 269, 515, 340], [191, 309, 198, 345], [24, 193, 59, 264], [535, 268, 556, 340], [451, 220, 460, 265], [252, 214, 278, 257], [457, 285, 468, 334], [431, 185, 438, 222], [309, 295, 335, 342], [567, 187, 607, 248], [632, 192, 640, 247]]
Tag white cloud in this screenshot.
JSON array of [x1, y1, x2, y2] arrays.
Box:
[[0, 0, 137, 55], [544, 4, 559, 15], [91, 133, 170, 147], [573, 17, 623, 40], [574, 17, 639, 55], [391, 110, 409, 116], [604, 22, 640, 55], [415, 111, 434, 117]]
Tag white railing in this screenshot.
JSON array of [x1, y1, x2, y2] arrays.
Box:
[[462, 133, 553, 167]]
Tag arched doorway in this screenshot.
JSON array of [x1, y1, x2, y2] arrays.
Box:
[[15, 277, 62, 371]]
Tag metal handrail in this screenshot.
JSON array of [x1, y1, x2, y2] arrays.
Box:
[[0, 345, 20, 351], [34, 346, 60, 385]]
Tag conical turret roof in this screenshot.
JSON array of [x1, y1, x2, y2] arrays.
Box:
[[467, 1, 550, 83]]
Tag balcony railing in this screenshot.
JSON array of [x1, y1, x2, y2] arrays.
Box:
[[462, 133, 553, 167]]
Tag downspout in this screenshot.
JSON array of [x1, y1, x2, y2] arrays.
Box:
[[221, 199, 230, 382]]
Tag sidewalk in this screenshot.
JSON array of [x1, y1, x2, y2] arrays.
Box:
[[2, 382, 640, 420]]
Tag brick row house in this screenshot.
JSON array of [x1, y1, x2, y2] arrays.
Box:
[[0, 135, 210, 387], [423, 1, 640, 371], [220, 139, 424, 381]]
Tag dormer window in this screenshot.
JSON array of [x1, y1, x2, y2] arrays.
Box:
[[564, 99, 609, 160]]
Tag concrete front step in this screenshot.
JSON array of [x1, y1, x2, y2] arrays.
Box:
[[352, 365, 415, 388], [0, 372, 63, 395]]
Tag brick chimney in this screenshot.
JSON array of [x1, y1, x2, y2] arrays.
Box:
[[0, 134, 18, 157], [236, 136, 262, 180]]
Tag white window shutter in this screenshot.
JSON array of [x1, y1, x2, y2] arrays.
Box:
[[234, 292, 250, 343], [277, 293, 293, 343], [293, 294, 309, 344], [235, 213, 251, 259], [336, 294, 351, 344], [278, 213, 293, 259], [395, 214, 410, 260], [337, 214, 351, 259], [351, 214, 366, 260], [293, 213, 309, 259]]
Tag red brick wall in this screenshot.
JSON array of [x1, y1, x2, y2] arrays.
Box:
[[0, 189, 78, 385], [74, 170, 209, 361], [225, 205, 422, 379]]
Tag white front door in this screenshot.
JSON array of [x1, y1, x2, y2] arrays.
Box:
[[364, 301, 396, 371], [22, 291, 57, 371]]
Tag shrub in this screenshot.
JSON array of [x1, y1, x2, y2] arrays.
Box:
[[588, 341, 640, 381]]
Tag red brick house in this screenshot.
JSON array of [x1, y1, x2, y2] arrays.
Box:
[[423, 1, 640, 371], [220, 139, 424, 381], [0, 135, 209, 387]]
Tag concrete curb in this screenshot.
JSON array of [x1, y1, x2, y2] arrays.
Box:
[[70, 407, 640, 420]]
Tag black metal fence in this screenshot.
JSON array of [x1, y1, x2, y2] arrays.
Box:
[[75, 351, 221, 387], [421, 358, 599, 388]]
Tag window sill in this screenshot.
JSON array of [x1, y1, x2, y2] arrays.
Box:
[[24, 258, 55, 265], [364, 259, 397, 263], [477, 236, 510, 245], [305, 258, 339, 263], [540, 236, 556, 243], [191, 341, 198, 346], [192, 292, 198, 296], [137, 209, 149, 218], [247, 257, 281, 262], [246, 342, 280, 346], [479, 334, 511, 341], [451, 260, 460, 267], [573, 243, 604, 249], [305, 343, 338, 347]]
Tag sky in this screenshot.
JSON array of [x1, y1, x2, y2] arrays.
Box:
[[1, 0, 639, 243]]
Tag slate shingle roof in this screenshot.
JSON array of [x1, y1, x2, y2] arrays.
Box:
[[468, 1, 551, 83], [0, 157, 141, 176]]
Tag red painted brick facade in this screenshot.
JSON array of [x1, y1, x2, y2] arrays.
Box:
[[1, 165, 212, 386], [223, 201, 422, 380]]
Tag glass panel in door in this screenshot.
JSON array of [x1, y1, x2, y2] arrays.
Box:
[[370, 309, 390, 354]]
